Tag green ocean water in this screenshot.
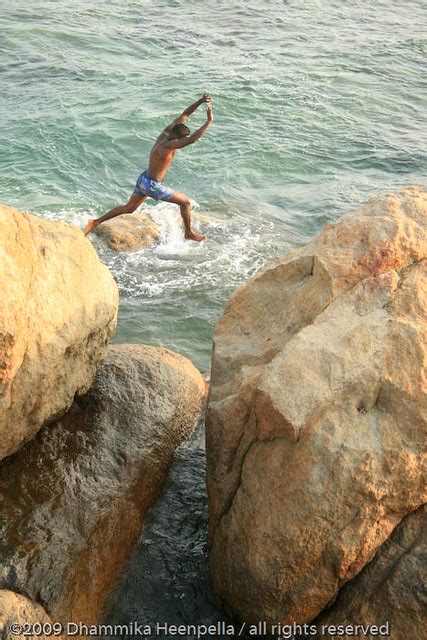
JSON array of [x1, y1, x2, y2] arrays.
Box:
[[1, 0, 426, 375], [1, 0, 426, 632]]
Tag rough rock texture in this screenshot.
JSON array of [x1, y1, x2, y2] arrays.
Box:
[[0, 205, 118, 460], [314, 505, 426, 640], [94, 212, 160, 251], [0, 344, 206, 624], [94, 211, 216, 252], [206, 186, 427, 624], [0, 590, 57, 640]]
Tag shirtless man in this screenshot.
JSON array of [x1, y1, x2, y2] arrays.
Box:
[[84, 93, 213, 241]]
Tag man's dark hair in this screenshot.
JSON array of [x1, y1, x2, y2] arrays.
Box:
[[170, 123, 190, 139]]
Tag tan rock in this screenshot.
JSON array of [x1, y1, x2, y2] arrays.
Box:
[[93, 212, 160, 251], [0, 344, 206, 624], [0, 590, 57, 640], [206, 186, 427, 624], [0, 205, 118, 460], [93, 210, 217, 252], [314, 505, 426, 640]]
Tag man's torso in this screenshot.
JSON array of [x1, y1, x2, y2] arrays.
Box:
[[147, 132, 176, 181]]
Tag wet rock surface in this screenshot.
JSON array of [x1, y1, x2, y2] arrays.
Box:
[[0, 344, 206, 625], [102, 421, 224, 638], [206, 186, 427, 624], [0, 204, 118, 460]]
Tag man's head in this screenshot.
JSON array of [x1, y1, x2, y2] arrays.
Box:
[[169, 123, 190, 139]]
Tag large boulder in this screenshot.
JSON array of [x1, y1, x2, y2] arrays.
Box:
[[0, 205, 118, 460], [206, 186, 426, 624], [0, 344, 206, 624], [314, 505, 426, 640], [0, 590, 57, 640]]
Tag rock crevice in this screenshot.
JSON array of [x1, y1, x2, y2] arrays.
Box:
[[0, 344, 206, 624]]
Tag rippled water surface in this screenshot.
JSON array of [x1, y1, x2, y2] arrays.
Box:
[[1, 0, 426, 633], [2, 0, 426, 372]]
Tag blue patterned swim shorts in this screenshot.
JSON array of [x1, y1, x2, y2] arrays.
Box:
[[133, 170, 174, 201]]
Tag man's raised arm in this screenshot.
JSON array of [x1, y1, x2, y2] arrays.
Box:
[[165, 104, 213, 149], [167, 93, 211, 128]]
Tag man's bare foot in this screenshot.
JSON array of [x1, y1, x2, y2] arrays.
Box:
[[83, 219, 98, 236], [185, 230, 206, 242]]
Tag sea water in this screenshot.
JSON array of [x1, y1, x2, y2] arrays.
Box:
[[1, 0, 426, 633]]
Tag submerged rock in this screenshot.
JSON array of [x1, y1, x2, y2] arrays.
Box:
[[0, 344, 206, 624], [0, 590, 56, 640], [314, 505, 426, 640], [0, 205, 118, 460], [206, 186, 426, 624], [93, 211, 217, 252], [94, 212, 160, 251]]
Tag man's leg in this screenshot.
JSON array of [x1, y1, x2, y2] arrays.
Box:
[[84, 193, 146, 236], [167, 191, 205, 242]]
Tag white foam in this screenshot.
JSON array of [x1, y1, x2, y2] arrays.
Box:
[[152, 204, 190, 256], [149, 200, 209, 258], [39, 207, 96, 229], [34, 205, 274, 304]]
